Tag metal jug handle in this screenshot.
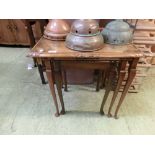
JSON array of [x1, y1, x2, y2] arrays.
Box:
[[123, 19, 138, 34]]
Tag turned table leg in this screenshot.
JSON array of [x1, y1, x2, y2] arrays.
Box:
[[54, 61, 66, 115], [44, 60, 60, 117], [114, 58, 139, 119], [107, 60, 127, 117], [100, 62, 114, 115]]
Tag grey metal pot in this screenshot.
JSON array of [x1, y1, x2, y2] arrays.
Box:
[[66, 19, 104, 51], [101, 19, 133, 45]]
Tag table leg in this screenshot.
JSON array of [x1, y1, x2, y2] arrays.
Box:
[[100, 63, 114, 115], [63, 70, 68, 92], [100, 71, 106, 89], [33, 58, 37, 67], [44, 60, 60, 117], [114, 58, 139, 119], [54, 61, 66, 115], [96, 70, 102, 92], [38, 64, 47, 84], [107, 60, 127, 117]]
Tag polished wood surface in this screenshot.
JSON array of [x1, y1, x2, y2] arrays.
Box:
[[0, 20, 17, 44], [11, 20, 30, 45], [0, 19, 30, 45], [29, 38, 142, 118], [0, 19, 47, 46], [30, 38, 142, 59]]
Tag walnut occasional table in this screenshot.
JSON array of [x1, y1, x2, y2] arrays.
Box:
[[29, 37, 142, 119]]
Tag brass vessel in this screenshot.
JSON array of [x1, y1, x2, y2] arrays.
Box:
[[66, 19, 104, 51]]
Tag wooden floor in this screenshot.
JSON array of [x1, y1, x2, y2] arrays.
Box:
[[0, 47, 155, 134]]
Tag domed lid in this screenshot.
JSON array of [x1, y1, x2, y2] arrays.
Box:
[[105, 19, 131, 32], [70, 19, 100, 36], [44, 19, 70, 38]]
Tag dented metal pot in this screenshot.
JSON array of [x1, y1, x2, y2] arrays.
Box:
[[102, 19, 133, 45], [66, 19, 104, 51]]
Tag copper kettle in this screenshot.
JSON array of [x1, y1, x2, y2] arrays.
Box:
[[44, 19, 70, 41], [65, 19, 104, 51]]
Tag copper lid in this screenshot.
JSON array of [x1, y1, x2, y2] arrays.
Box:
[[70, 19, 100, 35], [44, 19, 70, 40]]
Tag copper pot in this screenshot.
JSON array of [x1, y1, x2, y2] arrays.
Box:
[[44, 19, 70, 40], [102, 19, 133, 45], [65, 19, 104, 51]]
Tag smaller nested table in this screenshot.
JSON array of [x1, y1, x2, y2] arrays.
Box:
[[29, 38, 142, 119]]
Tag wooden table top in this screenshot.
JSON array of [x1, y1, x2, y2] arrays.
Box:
[[29, 37, 142, 60]]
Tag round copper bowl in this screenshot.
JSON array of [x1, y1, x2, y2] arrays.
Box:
[[65, 19, 104, 51], [44, 19, 70, 41]]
